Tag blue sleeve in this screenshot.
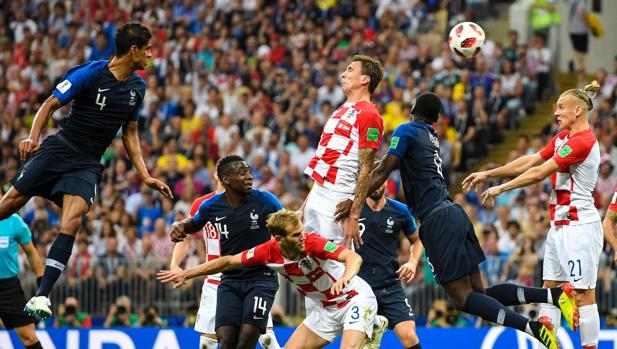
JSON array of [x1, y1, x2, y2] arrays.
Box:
[[387, 123, 417, 158], [259, 190, 283, 213], [391, 200, 416, 236], [131, 76, 147, 121], [53, 61, 107, 105], [12, 215, 32, 245], [193, 195, 219, 227]]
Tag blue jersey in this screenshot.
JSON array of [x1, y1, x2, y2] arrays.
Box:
[[193, 189, 283, 282], [356, 199, 417, 289], [52, 60, 146, 158], [387, 121, 451, 220], [0, 214, 32, 279]]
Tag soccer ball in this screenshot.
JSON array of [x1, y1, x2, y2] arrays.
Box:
[[448, 22, 485, 59]]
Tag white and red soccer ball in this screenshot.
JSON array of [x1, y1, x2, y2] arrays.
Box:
[[448, 22, 486, 59]]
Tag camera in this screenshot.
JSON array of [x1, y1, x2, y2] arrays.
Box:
[[116, 305, 127, 314], [65, 304, 77, 316]]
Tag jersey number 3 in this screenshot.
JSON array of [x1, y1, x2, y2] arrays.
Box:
[[96, 92, 107, 110]]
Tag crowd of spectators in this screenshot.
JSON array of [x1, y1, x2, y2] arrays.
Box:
[[1, 0, 614, 327]]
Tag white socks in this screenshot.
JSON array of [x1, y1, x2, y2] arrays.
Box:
[[259, 330, 282, 349], [579, 304, 599, 349], [199, 336, 218, 349], [538, 303, 561, 330]]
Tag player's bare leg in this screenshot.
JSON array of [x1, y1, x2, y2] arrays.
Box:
[[216, 326, 239, 349], [198, 333, 218, 349], [283, 323, 330, 349], [340, 329, 368, 349], [393, 320, 420, 348], [236, 324, 264, 349], [26, 194, 89, 319], [0, 186, 30, 220], [13, 323, 42, 348]]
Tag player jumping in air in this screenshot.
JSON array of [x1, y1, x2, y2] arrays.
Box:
[[1, 22, 172, 320], [464, 81, 602, 349], [336, 92, 579, 349]]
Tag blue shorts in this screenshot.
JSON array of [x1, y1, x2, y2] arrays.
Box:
[[420, 203, 486, 284], [215, 279, 278, 333], [374, 283, 415, 328], [12, 135, 101, 208]]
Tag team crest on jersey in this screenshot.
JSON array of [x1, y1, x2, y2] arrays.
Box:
[[340, 108, 358, 122], [299, 258, 314, 271], [385, 217, 395, 234], [129, 89, 137, 106], [250, 210, 259, 230]]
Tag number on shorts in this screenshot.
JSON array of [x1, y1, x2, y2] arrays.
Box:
[[253, 296, 268, 319], [350, 306, 360, 320], [568, 259, 582, 278], [404, 298, 414, 317]]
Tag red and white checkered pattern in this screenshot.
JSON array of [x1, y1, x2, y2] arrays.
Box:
[[305, 101, 383, 194], [190, 192, 221, 284], [241, 233, 362, 308], [539, 129, 601, 226]]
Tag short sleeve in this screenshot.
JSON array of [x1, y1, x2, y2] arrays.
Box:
[[305, 233, 344, 260], [357, 109, 383, 149], [387, 123, 416, 158], [609, 190, 617, 213], [53, 61, 105, 105], [401, 209, 417, 236], [130, 78, 146, 121], [193, 195, 220, 226], [241, 241, 272, 266], [260, 190, 283, 213], [539, 134, 558, 160], [12, 215, 32, 245], [551, 137, 595, 167]]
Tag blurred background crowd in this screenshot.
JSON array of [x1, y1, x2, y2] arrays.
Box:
[[1, 0, 617, 329]]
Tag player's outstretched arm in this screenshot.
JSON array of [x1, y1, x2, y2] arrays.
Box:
[[158, 253, 243, 288], [122, 120, 173, 199], [334, 154, 400, 222], [19, 95, 62, 161], [480, 159, 559, 205], [170, 217, 204, 242], [603, 210, 617, 264], [462, 153, 544, 193], [330, 249, 363, 295]]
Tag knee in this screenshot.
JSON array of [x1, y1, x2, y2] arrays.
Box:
[[452, 291, 472, 311], [399, 332, 420, 347], [17, 330, 38, 346]]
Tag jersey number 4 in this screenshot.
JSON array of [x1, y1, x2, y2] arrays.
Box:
[[253, 296, 268, 320], [96, 93, 107, 110]]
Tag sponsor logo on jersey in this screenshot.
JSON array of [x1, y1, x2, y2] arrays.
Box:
[[558, 145, 572, 158], [367, 128, 379, 141], [56, 80, 72, 94], [389, 136, 400, 149], [324, 241, 338, 253], [246, 247, 255, 260]]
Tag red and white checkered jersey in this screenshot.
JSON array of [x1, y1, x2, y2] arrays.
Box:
[[305, 101, 383, 194], [190, 192, 221, 283], [241, 233, 365, 308], [539, 128, 601, 226], [608, 187, 617, 213]]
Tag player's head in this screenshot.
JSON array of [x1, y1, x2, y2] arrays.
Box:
[[411, 92, 441, 123], [267, 209, 305, 253], [216, 155, 253, 194], [115, 22, 152, 70], [340, 55, 384, 96], [555, 80, 600, 130]]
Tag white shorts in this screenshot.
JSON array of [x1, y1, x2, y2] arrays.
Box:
[[303, 184, 352, 244], [542, 221, 603, 289], [302, 283, 377, 342], [194, 280, 274, 334]]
